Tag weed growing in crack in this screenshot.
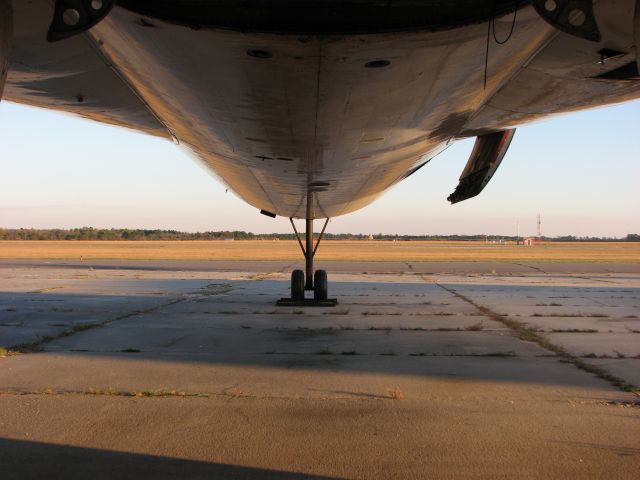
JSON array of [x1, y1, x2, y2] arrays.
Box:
[[464, 322, 484, 331], [550, 329, 598, 333]]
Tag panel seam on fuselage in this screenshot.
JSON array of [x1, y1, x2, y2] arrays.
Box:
[[462, 12, 560, 133], [83, 27, 177, 142]]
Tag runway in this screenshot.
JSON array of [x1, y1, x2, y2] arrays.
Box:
[[0, 260, 638, 479]]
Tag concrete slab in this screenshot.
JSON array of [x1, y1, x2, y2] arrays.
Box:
[[2, 394, 638, 480], [0, 271, 213, 347], [519, 315, 640, 333], [0, 352, 623, 398], [439, 277, 640, 388], [545, 333, 640, 358], [0, 261, 639, 479], [584, 358, 640, 389]]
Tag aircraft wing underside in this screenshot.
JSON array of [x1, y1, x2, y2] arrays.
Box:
[[4, 1, 170, 139], [2, 0, 640, 219]]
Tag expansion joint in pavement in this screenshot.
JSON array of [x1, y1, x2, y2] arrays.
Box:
[[6, 282, 235, 356], [433, 282, 638, 394], [0, 387, 401, 402], [6, 297, 187, 355]]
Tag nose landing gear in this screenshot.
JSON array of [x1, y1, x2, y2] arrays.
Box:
[[276, 196, 337, 307]]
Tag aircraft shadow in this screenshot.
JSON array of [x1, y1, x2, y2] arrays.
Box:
[[1, 275, 637, 391], [0, 438, 341, 480]]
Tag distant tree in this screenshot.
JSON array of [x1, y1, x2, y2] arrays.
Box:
[[0, 228, 634, 242]]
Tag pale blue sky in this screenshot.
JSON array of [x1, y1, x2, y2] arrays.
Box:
[[1, 100, 638, 237]]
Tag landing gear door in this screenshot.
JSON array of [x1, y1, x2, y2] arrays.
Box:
[[447, 129, 516, 204]]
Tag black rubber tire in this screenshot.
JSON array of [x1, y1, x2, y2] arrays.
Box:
[[313, 270, 328, 301], [291, 269, 305, 300]]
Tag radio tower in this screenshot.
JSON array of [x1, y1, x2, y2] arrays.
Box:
[[537, 213, 542, 239]]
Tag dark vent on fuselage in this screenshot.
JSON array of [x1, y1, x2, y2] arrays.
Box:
[[595, 62, 639, 81]]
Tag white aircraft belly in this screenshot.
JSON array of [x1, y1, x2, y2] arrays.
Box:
[[89, 6, 555, 218]]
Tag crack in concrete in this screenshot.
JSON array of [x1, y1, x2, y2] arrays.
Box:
[[280, 262, 297, 273], [196, 283, 234, 296], [30, 286, 67, 294], [0, 387, 399, 402], [248, 273, 280, 281], [6, 297, 187, 355], [0, 388, 210, 398], [262, 351, 524, 357], [513, 263, 548, 274], [574, 275, 618, 284], [433, 282, 638, 394], [0, 387, 636, 408], [6, 283, 235, 355]]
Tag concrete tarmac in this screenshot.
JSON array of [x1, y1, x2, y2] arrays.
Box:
[[0, 260, 639, 479]]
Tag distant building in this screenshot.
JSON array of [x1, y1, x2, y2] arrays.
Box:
[[524, 237, 535, 246], [368, 234, 374, 240]]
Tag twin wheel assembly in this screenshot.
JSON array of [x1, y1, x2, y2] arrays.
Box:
[[290, 269, 328, 302]]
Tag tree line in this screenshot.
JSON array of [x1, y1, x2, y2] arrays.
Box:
[[0, 228, 638, 242]]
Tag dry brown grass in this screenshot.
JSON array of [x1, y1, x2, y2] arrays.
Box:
[[0, 240, 638, 263], [388, 387, 405, 400]]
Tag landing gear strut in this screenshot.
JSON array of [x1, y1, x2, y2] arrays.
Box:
[[277, 193, 337, 306]]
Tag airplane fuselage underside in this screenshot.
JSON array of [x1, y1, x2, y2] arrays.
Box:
[[5, 1, 640, 219]]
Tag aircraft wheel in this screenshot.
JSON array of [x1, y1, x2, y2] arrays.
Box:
[[314, 270, 328, 301], [291, 269, 305, 300]]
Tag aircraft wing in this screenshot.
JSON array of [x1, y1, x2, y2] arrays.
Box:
[[3, 0, 170, 139]]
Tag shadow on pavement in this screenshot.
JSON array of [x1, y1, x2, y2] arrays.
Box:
[[0, 438, 341, 480]]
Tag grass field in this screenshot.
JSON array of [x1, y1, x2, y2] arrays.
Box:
[[0, 240, 639, 263]]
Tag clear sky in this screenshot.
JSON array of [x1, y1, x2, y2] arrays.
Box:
[[1, 100, 638, 238]]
